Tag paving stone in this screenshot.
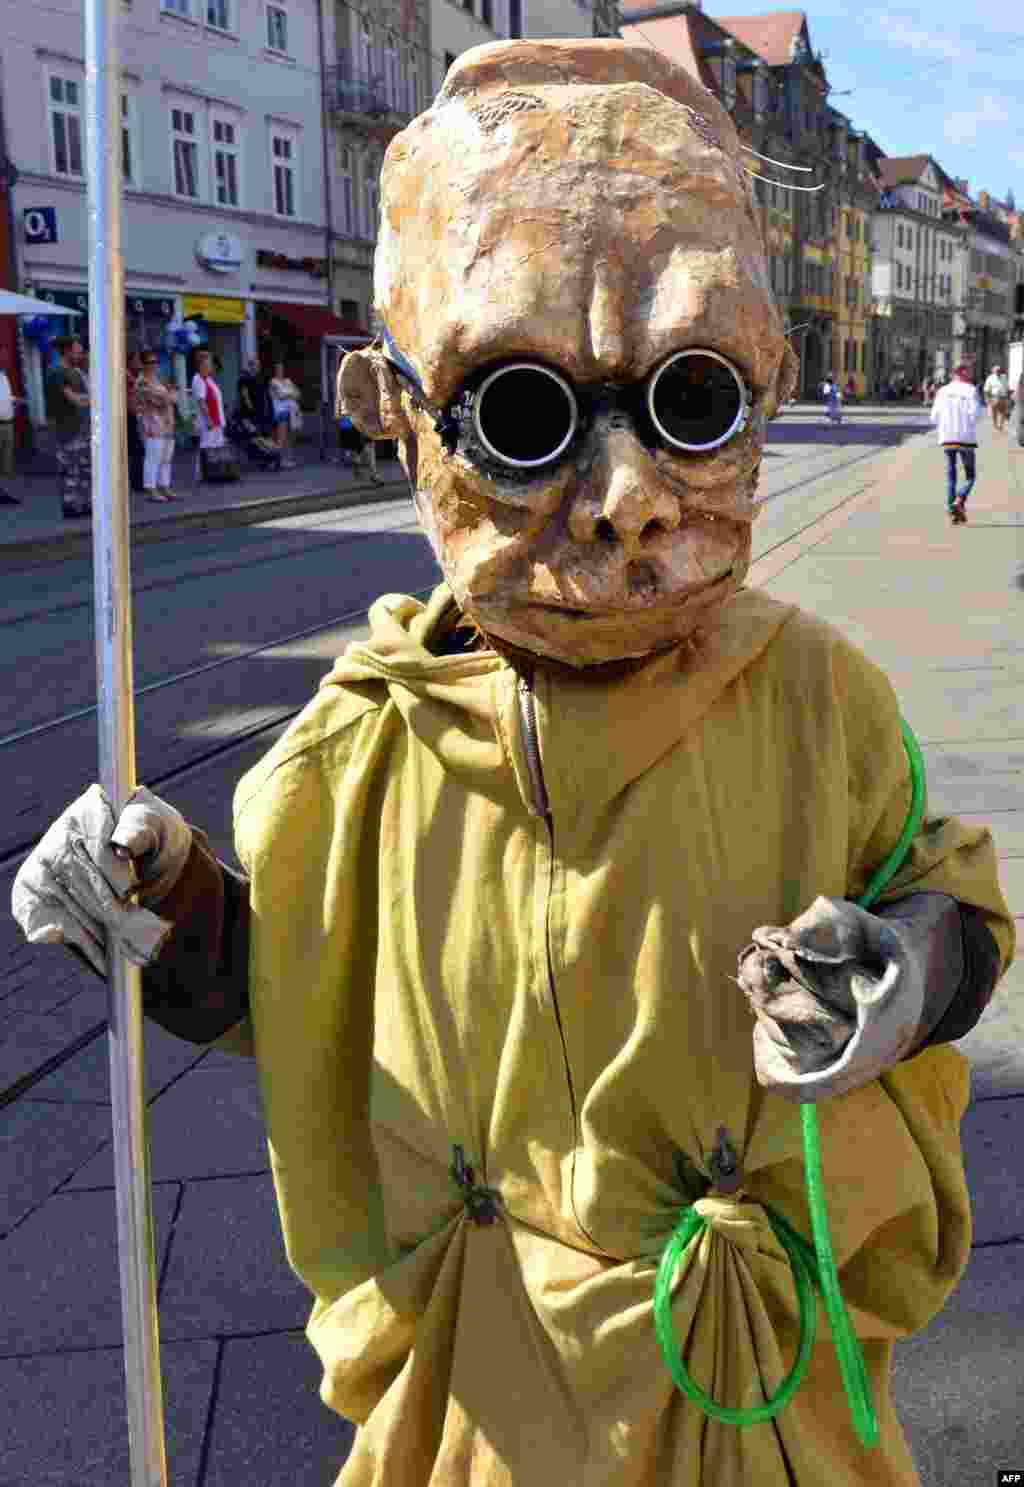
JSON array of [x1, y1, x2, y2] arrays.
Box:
[[28, 1017, 205, 1104], [0, 1013, 84, 1092], [892, 1243, 1024, 1487], [0, 1101, 112, 1234], [959, 1098, 1024, 1246], [203, 1332, 355, 1487], [957, 961, 1024, 1100], [67, 1057, 269, 1188], [0, 1338, 216, 1487], [0, 1184, 179, 1354], [158, 1175, 308, 1340]]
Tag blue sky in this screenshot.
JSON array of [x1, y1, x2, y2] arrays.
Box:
[[707, 3, 1024, 204]]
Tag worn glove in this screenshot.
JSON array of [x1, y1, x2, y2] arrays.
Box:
[[737, 893, 962, 1102], [11, 784, 192, 976]]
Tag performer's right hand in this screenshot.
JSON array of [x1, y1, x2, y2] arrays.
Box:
[[11, 784, 193, 976]]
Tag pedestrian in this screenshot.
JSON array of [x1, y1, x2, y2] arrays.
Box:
[[135, 351, 180, 502], [268, 359, 301, 468], [930, 362, 983, 524], [0, 350, 25, 505], [844, 375, 855, 402], [1017, 366, 1024, 448], [46, 335, 91, 519], [237, 358, 273, 435], [126, 350, 146, 492], [11, 44, 1015, 1487], [190, 349, 226, 480], [822, 371, 842, 424], [982, 364, 1010, 431]]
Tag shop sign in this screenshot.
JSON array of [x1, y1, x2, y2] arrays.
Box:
[[196, 231, 244, 274], [182, 293, 247, 324], [256, 249, 327, 278], [24, 207, 58, 244]]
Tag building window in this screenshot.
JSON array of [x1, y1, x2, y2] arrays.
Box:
[[462, 0, 473, 12], [339, 297, 360, 321], [121, 95, 136, 186], [906, 228, 913, 249], [508, 0, 522, 39], [384, 37, 400, 112], [161, 0, 193, 16], [266, 1, 288, 53], [171, 105, 200, 198], [271, 129, 297, 217], [362, 154, 380, 240], [211, 114, 240, 207], [897, 224, 903, 248], [339, 144, 355, 235], [896, 264, 902, 291], [481, 0, 493, 23], [206, 0, 231, 29], [49, 75, 84, 178]]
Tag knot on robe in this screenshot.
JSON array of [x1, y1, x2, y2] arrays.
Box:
[[690, 1195, 773, 1256]]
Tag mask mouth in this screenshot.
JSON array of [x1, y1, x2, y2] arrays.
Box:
[[511, 566, 737, 619]]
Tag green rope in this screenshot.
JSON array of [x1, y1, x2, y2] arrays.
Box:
[[655, 718, 926, 1447]]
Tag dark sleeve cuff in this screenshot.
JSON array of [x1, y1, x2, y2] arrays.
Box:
[[141, 829, 251, 1045], [914, 903, 1002, 1050]]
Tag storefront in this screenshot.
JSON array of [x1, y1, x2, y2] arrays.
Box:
[[255, 301, 367, 412], [20, 287, 175, 423], [181, 293, 248, 410]]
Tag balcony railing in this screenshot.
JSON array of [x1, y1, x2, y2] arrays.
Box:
[[327, 62, 391, 122]]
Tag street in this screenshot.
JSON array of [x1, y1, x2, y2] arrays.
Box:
[[1, 405, 1022, 1484]]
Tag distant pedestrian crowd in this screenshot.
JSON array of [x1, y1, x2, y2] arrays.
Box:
[[36, 341, 357, 521]]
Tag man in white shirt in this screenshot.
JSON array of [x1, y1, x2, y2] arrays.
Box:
[[982, 364, 1009, 431], [0, 357, 22, 505], [931, 363, 984, 523]]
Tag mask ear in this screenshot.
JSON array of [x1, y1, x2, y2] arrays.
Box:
[[337, 347, 413, 439]]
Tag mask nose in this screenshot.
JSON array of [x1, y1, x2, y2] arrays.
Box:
[[568, 425, 681, 558]]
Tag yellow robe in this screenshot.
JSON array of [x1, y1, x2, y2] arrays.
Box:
[[232, 583, 1014, 1486]]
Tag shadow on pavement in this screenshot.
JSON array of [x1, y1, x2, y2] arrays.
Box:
[[767, 418, 928, 447]]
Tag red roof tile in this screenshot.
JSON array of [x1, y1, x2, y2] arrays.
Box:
[[712, 10, 806, 65], [876, 155, 931, 188]]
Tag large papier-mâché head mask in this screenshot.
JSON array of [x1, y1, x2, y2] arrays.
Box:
[[340, 39, 798, 669]]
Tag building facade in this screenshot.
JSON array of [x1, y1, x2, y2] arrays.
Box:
[[868, 155, 960, 392], [324, 0, 432, 337], [7, 0, 350, 421], [950, 200, 1014, 377]]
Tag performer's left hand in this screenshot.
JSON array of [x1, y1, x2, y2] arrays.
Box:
[[737, 894, 960, 1102]]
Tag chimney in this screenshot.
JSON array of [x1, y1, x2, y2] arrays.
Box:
[[978, 190, 990, 210], [956, 178, 969, 196]]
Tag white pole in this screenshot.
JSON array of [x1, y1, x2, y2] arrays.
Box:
[[83, 1, 168, 1483]]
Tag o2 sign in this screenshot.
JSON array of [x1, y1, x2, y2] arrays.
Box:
[[24, 208, 58, 244]]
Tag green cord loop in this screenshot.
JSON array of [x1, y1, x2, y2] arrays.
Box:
[[655, 718, 926, 1449]]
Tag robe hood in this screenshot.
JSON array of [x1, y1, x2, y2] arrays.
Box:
[[319, 582, 798, 824]]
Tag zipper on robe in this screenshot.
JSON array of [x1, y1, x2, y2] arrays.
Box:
[[517, 675, 619, 1259]]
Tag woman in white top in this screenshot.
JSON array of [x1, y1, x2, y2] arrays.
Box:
[[191, 350, 226, 479], [268, 360, 301, 467]]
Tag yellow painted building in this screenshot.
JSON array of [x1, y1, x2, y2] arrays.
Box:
[[833, 203, 871, 395]]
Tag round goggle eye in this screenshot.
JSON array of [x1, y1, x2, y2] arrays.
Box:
[[472, 363, 578, 468], [647, 350, 748, 452]]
